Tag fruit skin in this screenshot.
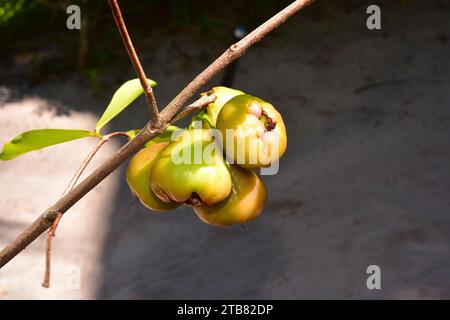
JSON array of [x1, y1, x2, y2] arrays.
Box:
[[126, 142, 180, 212], [150, 129, 232, 206], [203, 86, 245, 127], [194, 165, 267, 226], [216, 94, 287, 169]]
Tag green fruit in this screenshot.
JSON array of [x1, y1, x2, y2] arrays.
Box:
[[194, 165, 267, 226], [216, 94, 287, 168], [126, 142, 180, 212], [202, 86, 245, 127], [150, 129, 232, 206]]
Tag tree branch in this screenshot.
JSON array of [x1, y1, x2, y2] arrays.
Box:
[[107, 0, 160, 123], [160, 0, 315, 124], [62, 132, 130, 195], [42, 211, 62, 288], [171, 92, 216, 124], [0, 0, 315, 269], [41, 131, 129, 288]]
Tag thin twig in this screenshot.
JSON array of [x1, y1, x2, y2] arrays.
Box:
[[107, 0, 160, 123], [42, 211, 62, 288], [171, 93, 216, 124], [63, 132, 130, 195], [42, 131, 129, 288], [0, 0, 315, 269]]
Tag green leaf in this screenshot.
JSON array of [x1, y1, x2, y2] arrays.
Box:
[[126, 129, 141, 140], [0, 129, 96, 160], [95, 78, 157, 134], [144, 126, 181, 147], [126, 126, 181, 146]]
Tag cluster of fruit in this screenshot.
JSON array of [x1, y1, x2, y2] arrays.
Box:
[[126, 87, 287, 226]]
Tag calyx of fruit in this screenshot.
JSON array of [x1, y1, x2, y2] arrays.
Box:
[[150, 129, 232, 206], [126, 142, 180, 212], [216, 94, 287, 168], [194, 165, 267, 226]]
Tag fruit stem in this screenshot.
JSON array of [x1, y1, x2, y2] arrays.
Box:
[[188, 111, 216, 129], [201, 114, 215, 129]]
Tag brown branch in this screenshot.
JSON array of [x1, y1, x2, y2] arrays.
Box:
[[42, 131, 129, 288], [171, 92, 217, 124], [42, 211, 62, 288], [0, 0, 315, 269], [160, 0, 315, 124], [107, 0, 160, 123], [63, 132, 130, 195]]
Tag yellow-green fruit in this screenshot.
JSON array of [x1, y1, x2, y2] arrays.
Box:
[[126, 142, 180, 212], [203, 86, 244, 127], [216, 94, 287, 169], [150, 129, 232, 206], [194, 165, 267, 226]]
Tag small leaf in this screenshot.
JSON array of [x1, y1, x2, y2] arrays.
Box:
[[95, 78, 157, 134], [126, 129, 141, 140], [126, 126, 181, 146], [0, 129, 96, 160], [144, 126, 181, 147]]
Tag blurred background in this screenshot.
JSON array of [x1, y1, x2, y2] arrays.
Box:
[[0, 0, 449, 299]]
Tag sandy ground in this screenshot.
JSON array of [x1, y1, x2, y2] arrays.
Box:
[[1, 2, 449, 299]]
